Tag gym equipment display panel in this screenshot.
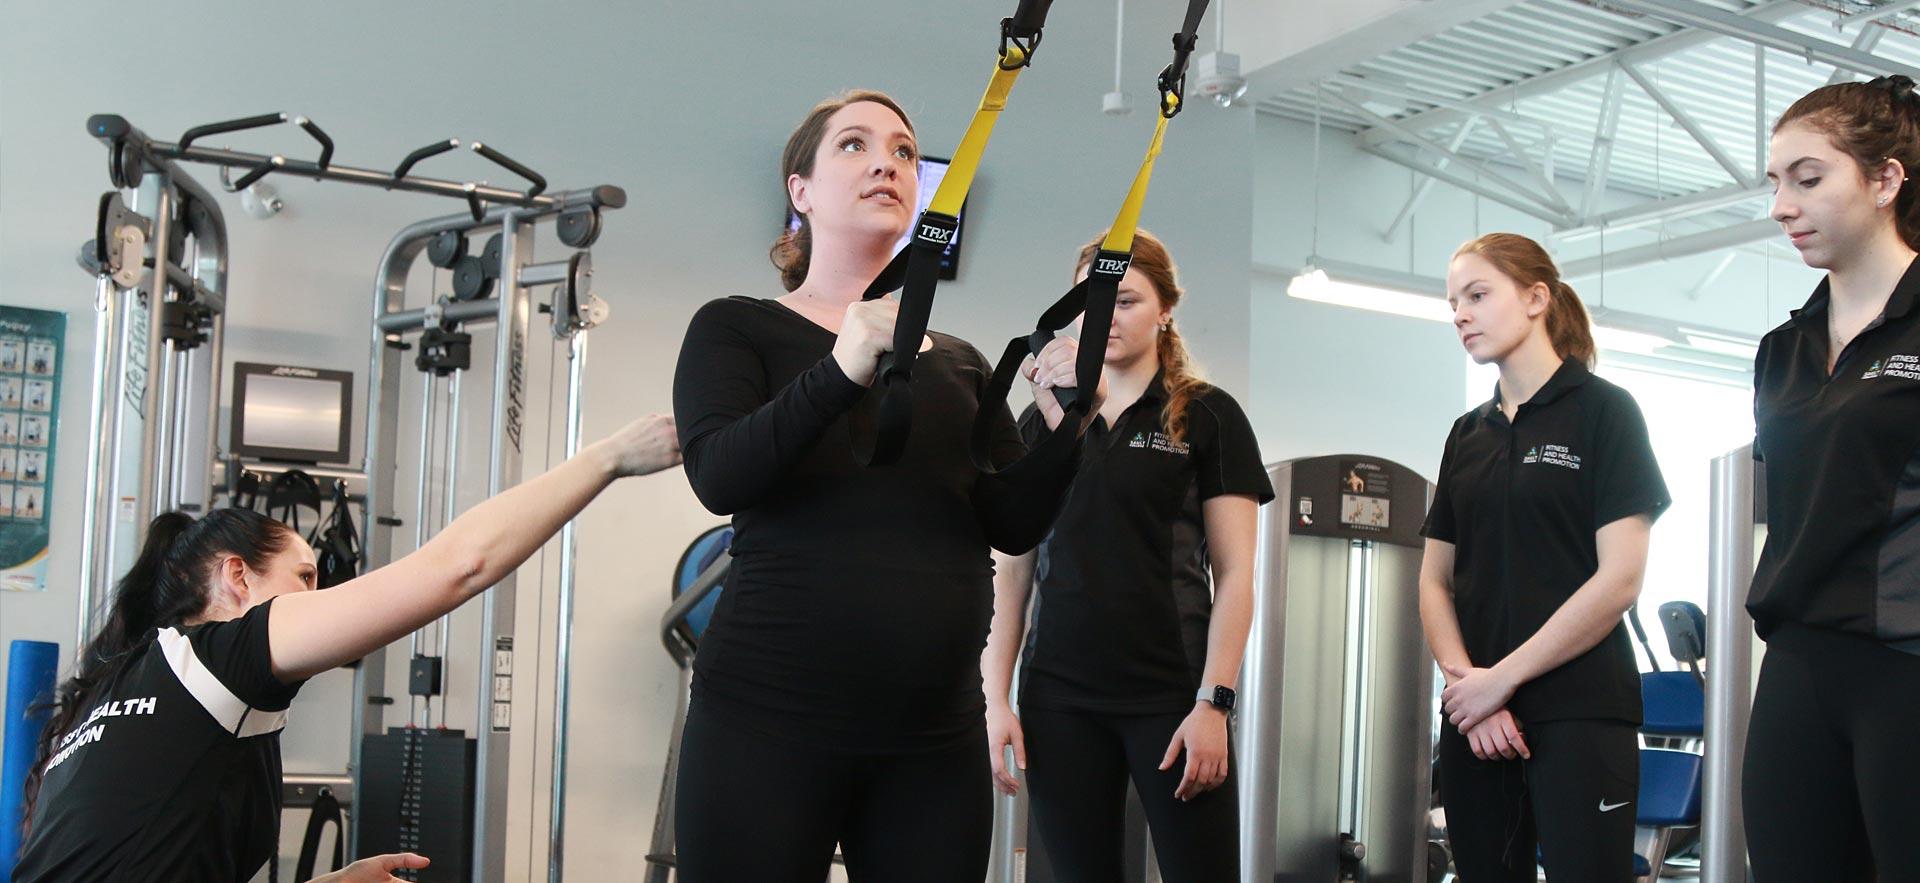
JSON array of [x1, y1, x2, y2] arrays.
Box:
[[229, 362, 352, 464]]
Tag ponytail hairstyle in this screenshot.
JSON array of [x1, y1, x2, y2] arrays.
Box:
[[1076, 229, 1210, 445], [22, 508, 295, 834], [1775, 75, 1920, 252], [770, 89, 917, 292], [1453, 232, 1596, 368]]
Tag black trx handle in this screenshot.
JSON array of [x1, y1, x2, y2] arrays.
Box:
[[969, 0, 1209, 475], [850, 1, 1045, 467]]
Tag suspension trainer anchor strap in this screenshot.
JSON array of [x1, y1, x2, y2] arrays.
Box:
[[849, 0, 1053, 467], [969, 0, 1208, 478]]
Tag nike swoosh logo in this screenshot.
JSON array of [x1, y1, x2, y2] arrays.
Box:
[[1598, 800, 1630, 813]]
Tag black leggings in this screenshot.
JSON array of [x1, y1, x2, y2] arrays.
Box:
[[1437, 718, 1638, 883], [1022, 706, 1238, 883], [1744, 623, 1920, 882], [673, 697, 993, 883]]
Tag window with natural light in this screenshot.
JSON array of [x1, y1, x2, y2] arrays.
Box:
[[1464, 356, 1753, 670]]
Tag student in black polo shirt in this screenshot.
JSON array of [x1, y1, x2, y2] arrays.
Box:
[[1744, 77, 1920, 881], [13, 414, 680, 883], [1420, 233, 1669, 883], [980, 230, 1273, 883]]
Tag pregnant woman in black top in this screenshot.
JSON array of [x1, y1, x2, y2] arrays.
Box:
[[670, 90, 1095, 883]]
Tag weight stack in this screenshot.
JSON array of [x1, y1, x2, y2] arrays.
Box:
[[356, 727, 475, 882]]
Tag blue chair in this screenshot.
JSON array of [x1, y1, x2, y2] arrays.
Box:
[[1634, 748, 1703, 882], [1534, 748, 1702, 882], [1641, 671, 1704, 741]]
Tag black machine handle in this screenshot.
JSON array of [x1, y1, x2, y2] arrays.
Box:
[[179, 113, 336, 187], [227, 157, 283, 191], [179, 112, 285, 151], [295, 116, 335, 169], [470, 141, 548, 199], [393, 138, 460, 179]]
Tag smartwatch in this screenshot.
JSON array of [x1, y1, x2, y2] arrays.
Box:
[[1196, 684, 1235, 712]]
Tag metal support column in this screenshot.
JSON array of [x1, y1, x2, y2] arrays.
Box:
[[548, 331, 587, 883], [1703, 447, 1758, 883], [472, 211, 533, 882], [74, 275, 120, 649]]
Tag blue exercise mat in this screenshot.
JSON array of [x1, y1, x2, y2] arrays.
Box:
[[3, 640, 59, 877]]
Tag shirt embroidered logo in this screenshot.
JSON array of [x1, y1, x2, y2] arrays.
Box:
[[1863, 354, 1920, 380], [1137, 431, 1191, 456], [1598, 799, 1631, 813], [1525, 444, 1582, 470]]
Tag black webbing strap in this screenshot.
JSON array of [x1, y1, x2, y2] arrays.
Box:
[[294, 788, 345, 881], [851, 1, 1053, 466], [969, 0, 1210, 475]]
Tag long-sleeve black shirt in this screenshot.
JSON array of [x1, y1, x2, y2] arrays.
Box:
[[672, 295, 1080, 752]]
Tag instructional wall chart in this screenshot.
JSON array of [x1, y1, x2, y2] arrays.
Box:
[[0, 307, 64, 591]]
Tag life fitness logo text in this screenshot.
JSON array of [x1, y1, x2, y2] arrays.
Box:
[[269, 366, 321, 378], [917, 222, 956, 246]]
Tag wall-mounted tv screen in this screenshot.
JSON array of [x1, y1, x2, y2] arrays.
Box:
[[230, 362, 353, 464]]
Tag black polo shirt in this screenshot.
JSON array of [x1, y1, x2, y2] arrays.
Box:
[[1751, 256, 1920, 655], [1016, 375, 1274, 715], [13, 599, 303, 883], [1421, 358, 1670, 725]]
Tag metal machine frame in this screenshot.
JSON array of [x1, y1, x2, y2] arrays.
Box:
[[77, 112, 622, 882], [361, 192, 613, 882]]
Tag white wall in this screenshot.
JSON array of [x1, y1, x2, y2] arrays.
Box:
[[0, 1, 1252, 878], [1246, 110, 1825, 482]]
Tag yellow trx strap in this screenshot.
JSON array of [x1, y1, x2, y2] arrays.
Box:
[[853, 9, 1050, 467]]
